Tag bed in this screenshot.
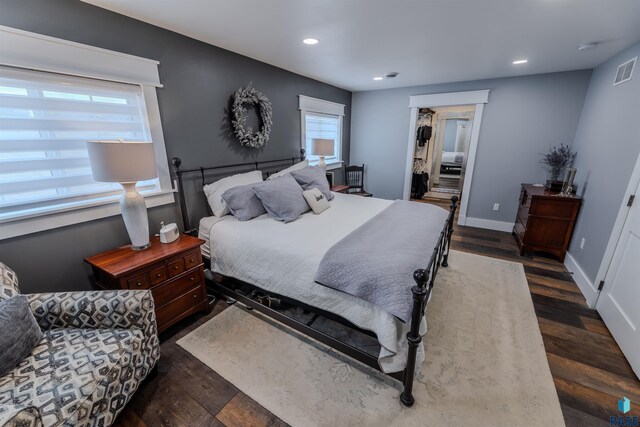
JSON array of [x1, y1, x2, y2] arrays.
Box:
[[440, 151, 464, 174], [172, 152, 457, 406]]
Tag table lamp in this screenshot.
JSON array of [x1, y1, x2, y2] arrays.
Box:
[[86, 140, 157, 250], [311, 138, 334, 169]]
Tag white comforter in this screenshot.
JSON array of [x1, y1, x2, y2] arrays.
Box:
[[200, 192, 426, 372]]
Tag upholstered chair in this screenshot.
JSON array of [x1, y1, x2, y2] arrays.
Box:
[[0, 262, 160, 427]]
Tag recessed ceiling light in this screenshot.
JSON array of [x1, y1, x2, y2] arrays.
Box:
[[373, 76, 384, 81], [513, 59, 528, 65], [303, 38, 318, 45]]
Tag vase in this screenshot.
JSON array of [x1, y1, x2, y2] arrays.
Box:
[[545, 167, 565, 191]]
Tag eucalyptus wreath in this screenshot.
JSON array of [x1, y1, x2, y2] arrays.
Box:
[[231, 83, 272, 149]]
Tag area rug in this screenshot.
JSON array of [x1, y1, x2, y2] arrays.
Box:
[[177, 250, 565, 426]]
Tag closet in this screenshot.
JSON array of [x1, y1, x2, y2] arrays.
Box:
[[411, 108, 434, 199]]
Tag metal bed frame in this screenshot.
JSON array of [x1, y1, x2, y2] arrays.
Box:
[[171, 150, 458, 406]]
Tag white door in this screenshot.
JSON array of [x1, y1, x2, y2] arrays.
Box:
[[597, 183, 640, 378]]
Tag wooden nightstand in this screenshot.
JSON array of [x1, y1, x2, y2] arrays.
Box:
[[330, 184, 349, 194], [84, 234, 210, 332]]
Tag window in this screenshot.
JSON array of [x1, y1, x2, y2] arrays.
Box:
[[299, 95, 345, 168], [0, 26, 173, 240], [0, 66, 162, 222], [0, 67, 161, 220]]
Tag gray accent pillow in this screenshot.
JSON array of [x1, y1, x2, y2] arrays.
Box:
[[0, 295, 43, 377], [290, 166, 334, 201], [221, 184, 267, 221], [252, 174, 310, 223]]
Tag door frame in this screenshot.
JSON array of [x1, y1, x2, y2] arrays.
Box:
[[592, 150, 640, 307], [403, 90, 490, 226]]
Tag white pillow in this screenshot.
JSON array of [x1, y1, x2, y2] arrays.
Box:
[[203, 170, 263, 217], [302, 188, 331, 215], [267, 159, 308, 180]]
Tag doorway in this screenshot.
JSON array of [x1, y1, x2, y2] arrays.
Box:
[[403, 90, 490, 226], [412, 105, 475, 201]]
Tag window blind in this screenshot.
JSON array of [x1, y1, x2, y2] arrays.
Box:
[[304, 112, 340, 163], [0, 66, 159, 221]]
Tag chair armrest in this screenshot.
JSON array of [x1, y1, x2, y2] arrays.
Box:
[[27, 289, 157, 334], [0, 405, 42, 427]]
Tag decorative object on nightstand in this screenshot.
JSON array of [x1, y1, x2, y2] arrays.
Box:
[[84, 234, 210, 333], [540, 144, 577, 192], [311, 138, 334, 169], [344, 164, 373, 197], [513, 183, 582, 262], [86, 140, 157, 250]]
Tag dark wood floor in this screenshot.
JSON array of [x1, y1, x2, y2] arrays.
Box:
[[116, 203, 640, 427]]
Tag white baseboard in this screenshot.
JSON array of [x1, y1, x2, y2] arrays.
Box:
[[464, 217, 514, 232], [564, 251, 599, 308]]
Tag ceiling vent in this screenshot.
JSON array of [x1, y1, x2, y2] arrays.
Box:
[[614, 57, 636, 86]]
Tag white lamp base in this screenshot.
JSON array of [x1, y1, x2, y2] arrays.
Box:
[[120, 182, 151, 250], [318, 156, 327, 170]]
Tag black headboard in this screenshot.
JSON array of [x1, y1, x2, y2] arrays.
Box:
[[171, 149, 306, 234]]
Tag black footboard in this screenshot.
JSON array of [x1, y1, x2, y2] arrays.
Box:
[[400, 196, 458, 406]]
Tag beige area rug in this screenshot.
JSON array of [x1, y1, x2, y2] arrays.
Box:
[[177, 250, 565, 427]]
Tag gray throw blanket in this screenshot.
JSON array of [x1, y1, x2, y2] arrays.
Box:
[[315, 200, 449, 324]]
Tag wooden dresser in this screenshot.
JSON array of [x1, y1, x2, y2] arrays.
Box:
[[513, 184, 582, 262], [84, 234, 210, 332]]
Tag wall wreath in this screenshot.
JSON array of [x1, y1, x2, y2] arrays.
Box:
[[231, 83, 273, 149]]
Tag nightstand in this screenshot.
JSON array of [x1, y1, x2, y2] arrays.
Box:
[[84, 234, 210, 333], [330, 184, 350, 194]]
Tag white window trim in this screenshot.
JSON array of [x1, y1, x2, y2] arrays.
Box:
[[298, 95, 345, 166], [0, 25, 174, 240]]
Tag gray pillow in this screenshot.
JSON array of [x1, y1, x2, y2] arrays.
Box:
[[0, 295, 43, 376], [221, 184, 267, 221], [289, 166, 334, 201], [252, 175, 310, 223]]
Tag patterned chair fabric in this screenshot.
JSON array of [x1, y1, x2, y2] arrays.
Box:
[[0, 287, 160, 427], [0, 262, 20, 301]]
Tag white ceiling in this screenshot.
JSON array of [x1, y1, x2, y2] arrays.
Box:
[[82, 0, 640, 91]]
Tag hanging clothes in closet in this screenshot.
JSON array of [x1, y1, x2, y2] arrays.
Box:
[[411, 159, 429, 199], [416, 112, 433, 147]]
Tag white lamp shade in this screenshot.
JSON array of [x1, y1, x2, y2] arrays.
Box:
[[311, 138, 335, 157], [86, 140, 157, 183]]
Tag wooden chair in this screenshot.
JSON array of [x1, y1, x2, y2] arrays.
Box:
[[344, 164, 373, 197]]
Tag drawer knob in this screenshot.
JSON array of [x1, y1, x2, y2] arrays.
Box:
[[156, 273, 162, 277], [136, 282, 142, 287], [189, 258, 195, 262], [174, 266, 179, 270], [190, 277, 195, 282], [193, 294, 198, 298]]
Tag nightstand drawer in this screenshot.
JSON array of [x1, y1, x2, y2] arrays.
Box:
[[149, 265, 168, 285], [156, 285, 206, 330], [184, 250, 200, 270], [168, 258, 185, 278], [127, 272, 150, 289], [153, 269, 203, 308]]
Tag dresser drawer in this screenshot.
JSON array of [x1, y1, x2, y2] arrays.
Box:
[[168, 258, 185, 278], [127, 272, 150, 290], [184, 250, 200, 270], [153, 269, 203, 308], [156, 285, 206, 330], [149, 265, 169, 285]]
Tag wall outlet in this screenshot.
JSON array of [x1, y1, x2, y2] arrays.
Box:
[[493, 203, 500, 211], [580, 238, 586, 250]]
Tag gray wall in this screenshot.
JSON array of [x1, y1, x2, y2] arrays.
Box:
[[567, 41, 640, 282], [350, 71, 592, 224], [0, 0, 352, 293]]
